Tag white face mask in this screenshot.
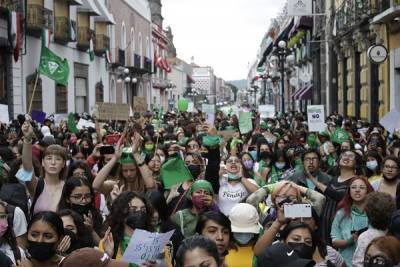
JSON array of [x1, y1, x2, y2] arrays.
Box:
[[275, 162, 286, 169]]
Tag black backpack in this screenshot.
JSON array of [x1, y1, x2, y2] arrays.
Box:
[[0, 183, 28, 216]]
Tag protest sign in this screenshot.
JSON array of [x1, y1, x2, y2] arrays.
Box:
[[380, 109, 400, 134], [133, 97, 147, 113], [188, 102, 194, 112], [259, 105, 275, 119], [77, 118, 95, 130], [53, 113, 68, 126], [307, 105, 326, 132], [96, 103, 130, 121], [206, 113, 215, 125], [239, 111, 253, 134], [31, 110, 46, 124], [0, 105, 9, 124], [202, 104, 215, 125], [122, 229, 175, 265]]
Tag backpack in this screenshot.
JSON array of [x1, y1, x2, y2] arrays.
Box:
[[0, 183, 29, 216]]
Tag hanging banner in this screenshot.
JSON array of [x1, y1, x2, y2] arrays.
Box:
[[287, 0, 313, 16], [307, 105, 326, 132]]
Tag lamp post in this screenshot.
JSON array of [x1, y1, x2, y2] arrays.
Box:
[[117, 68, 138, 105]]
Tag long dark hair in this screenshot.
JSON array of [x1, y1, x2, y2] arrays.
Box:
[[58, 209, 94, 249], [67, 161, 94, 184], [104, 191, 154, 258], [176, 235, 221, 267], [0, 201, 19, 255]]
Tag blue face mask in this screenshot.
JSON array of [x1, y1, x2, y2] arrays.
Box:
[[249, 151, 258, 161], [366, 160, 378, 171], [233, 232, 254, 245], [275, 162, 286, 169]]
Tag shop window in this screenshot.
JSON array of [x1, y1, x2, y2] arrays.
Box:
[[26, 74, 42, 111]]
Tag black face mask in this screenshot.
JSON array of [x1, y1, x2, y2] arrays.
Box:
[[188, 165, 201, 179], [27, 240, 57, 261], [259, 151, 272, 160], [126, 211, 147, 230], [70, 203, 91, 216], [287, 242, 314, 259], [63, 228, 79, 253]]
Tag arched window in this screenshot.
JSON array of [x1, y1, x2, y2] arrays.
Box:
[[146, 37, 150, 58], [121, 22, 126, 50], [26, 74, 42, 111], [110, 78, 116, 103], [95, 81, 104, 103]]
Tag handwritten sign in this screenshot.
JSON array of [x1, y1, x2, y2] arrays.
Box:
[[53, 113, 68, 126], [307, 105, 326, 132], [77, 118, 95, 130], [133, 97, 147, 113], [0, 105, 9, 124], [96, 102, 130, 121], [122, 229, 175, 265], [259, 105, 275, 119]]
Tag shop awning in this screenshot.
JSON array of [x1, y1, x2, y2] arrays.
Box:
[[77, 0, 101, 16], [94, 1, 115, 24], [292, 86, 306, 99], [274, 18, 294, 45], [298, 84, 313, 100], [257, 41, 273, 67]]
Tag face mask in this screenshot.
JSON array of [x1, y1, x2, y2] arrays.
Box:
[[287, 242, 314, 259], [366, 160, 378, 171], [63, 228, 78, 253], [243, 160, 254, 170], [70, 203, 91, 216], [145, 144, 155, 151], [191, 195, 205, 210], [188, 165, 201, 179], [0, 218, 8, 237], [259, 151, 271, 159], [27, 240, 57, 261], [233, 232, 254, 245], [275, 162, 286, 169], [126, 210, 147, 230], [227, 172, 240, 180]]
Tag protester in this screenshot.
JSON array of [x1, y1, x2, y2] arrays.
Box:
[[371, 156, 400, 198], [175, 235, 221, 267], [363, 236, 400, 267]]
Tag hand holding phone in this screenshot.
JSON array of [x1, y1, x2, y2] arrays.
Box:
[[99, 145, 115, 155]]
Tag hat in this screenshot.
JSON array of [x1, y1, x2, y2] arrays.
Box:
[[119, 147, 135, 164], [257, 243, 315, 267], [59, 248, 127, 267], [41, 125, 52, 137], [229, 203, 262, 234], [390, 209, 400, 240], [189, 179, 214, 196]]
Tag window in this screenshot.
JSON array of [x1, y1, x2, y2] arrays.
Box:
[[26, 74, 42, 111], [122, 83, 128, 104], [131, 27, 135, 65], [75, 77, 87, 113], [110, 78, 116, 103], [55, 84, 68, 113], [138, 32, 142, 67], [146, 37, 150, 58], [95, 82, 104, 103], [0, 53, 7, 104], [121, 22, 126, 50]]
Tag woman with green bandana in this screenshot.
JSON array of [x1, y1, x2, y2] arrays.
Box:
[[171, 180, 216, 238], [99, 191, 172, 267], [92, 132, 156, 197]]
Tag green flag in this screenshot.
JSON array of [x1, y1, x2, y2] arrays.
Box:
[[67, 113, 78, 134], [331, 128, 350, 145], [239, 111, 253, 134], [161, 156, 192, 189], [89, 38, 94, 62], [39, 46, 69, 85]]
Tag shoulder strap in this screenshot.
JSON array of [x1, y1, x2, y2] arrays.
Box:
[[30, 179, 45, 216]]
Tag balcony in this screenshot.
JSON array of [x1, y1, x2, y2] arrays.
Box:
[[372, 0, 400, 24], [77, 27, 91, 51], [110, 48, 125, 66], [134, 54, 141, 68], [94, 34, 109, 55], [26, 4, 53, 37], [54, 17, 70, 44]]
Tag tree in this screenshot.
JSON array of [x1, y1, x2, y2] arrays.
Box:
[[226, 83, 239, 102]]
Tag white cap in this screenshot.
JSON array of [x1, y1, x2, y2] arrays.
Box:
[[229, 203, 262, 234]]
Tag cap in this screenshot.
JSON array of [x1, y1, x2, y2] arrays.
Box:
[[59, 248, 128, 267], [229, 203, 262, 234], [257, 243, 315, 267]]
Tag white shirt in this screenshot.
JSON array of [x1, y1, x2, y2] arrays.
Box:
[[13, 206, 27, 237], [0, 243, 26, 265], [218, 175, 258, 216], [352, 228, 387, 267]]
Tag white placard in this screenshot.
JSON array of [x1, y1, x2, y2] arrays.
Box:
[[0, 105, 9, 124], [259, 105, 275, 119], [287, 0, 313, 16], [188, 102, 194, 113], [77, 118, 95, 130], [206, 113, 215, 125], [380, 109, 400, 133], [307, 105, 326, 132], [122, 229, 175, 265], [53, 113, 68, 127], [202, 104, 215, 114]]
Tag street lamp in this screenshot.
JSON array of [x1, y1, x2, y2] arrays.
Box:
[[273, 40, 291, 113]]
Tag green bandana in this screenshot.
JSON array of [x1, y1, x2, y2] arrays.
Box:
[[119, 147, 135, 164], [178, 137, 189, 146], [202, 135, 221, 147], [189, 179, 214, 196]]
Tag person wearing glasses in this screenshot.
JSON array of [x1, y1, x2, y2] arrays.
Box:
[[371, 156, 400, 199], [331, 176, 373, 266], [58, 176, 103, 245], [186, 139, 201, 154], [286, 149, 332, 190], [305, 150, 363, 244], [218, 155, 259, 216]]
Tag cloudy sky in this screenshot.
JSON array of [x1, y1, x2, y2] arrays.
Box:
[[162, 0, 286, 81]]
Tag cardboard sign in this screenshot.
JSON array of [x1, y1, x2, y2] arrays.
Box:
[[218, 130, 236, 141], [0, 105, 9, 124], [122, 229, 175, 265], [133, 97, 147, 113], [96, 102, 130, 121], [259, 105, 275, 119], [307, 105, 326, 132]]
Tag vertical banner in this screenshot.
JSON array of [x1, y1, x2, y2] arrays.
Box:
[[307, 105, 326, 132], [287, 0, 313, 16]]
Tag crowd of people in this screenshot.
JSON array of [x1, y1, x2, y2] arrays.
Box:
[[0, 109, 398, 267]]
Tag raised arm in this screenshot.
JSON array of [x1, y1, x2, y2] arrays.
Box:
[[131, 132, 155, 189]]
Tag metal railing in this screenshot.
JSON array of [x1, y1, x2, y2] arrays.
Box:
[[95, 34, 110, 53], [27, 4, 53, 29]]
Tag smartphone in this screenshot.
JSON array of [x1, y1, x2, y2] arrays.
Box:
[[99, 145, 115, 155], [284, 204, 312, 218], [104, 134, 121, 145]]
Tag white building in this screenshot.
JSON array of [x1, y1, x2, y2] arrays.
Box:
[[192, 65, 216, 104]]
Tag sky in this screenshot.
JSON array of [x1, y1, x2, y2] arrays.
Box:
[[162, 0, 286, 81]]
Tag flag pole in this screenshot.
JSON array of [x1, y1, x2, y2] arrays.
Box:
[[28, 71, 39, 114]]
